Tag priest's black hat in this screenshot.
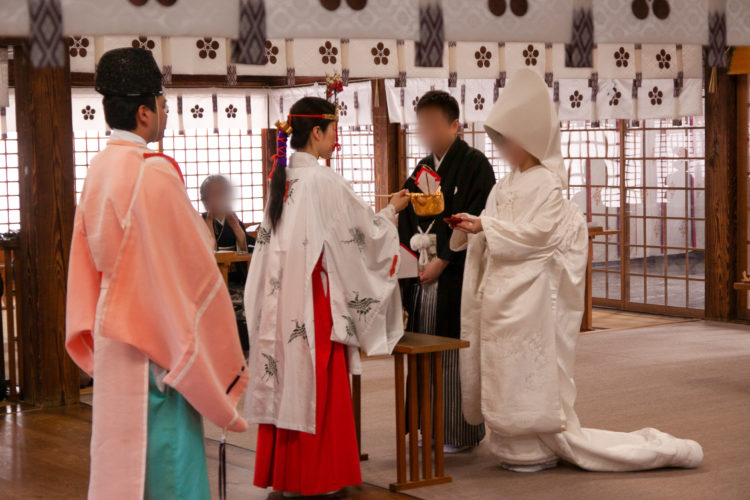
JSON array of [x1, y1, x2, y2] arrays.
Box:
[[95, 48, 163, 97]]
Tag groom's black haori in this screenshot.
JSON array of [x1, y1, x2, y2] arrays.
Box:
[[398, 114, 496, 448]]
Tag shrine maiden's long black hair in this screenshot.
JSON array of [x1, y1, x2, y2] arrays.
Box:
[[267, 96, 337, 231]]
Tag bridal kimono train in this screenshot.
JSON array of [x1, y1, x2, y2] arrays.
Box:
[[451, 68, 703, 471], [244, 152, 404, 494]]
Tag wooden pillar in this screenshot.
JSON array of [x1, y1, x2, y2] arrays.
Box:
[[372, 79, 400, 210], [704, 66, 740, 320], [736, 76, 749, 318], [13, 43, 79, 406]]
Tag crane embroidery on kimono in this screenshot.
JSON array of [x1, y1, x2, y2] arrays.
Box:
[[347, 292, 380, 320], [269, 273, 282, 296], [288, 320, 308, 343], [342, 227, 366, 251], [284, 178, 300, 203], [342, 315, 359, 339], [261, 353, 279, 383], [257, 226, 271, 246]]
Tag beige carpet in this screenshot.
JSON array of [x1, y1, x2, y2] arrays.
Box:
[[108, 320, 750, 499], [355, 321, 750, 500]]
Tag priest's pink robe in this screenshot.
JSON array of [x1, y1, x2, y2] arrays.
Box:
[[66, 139, 249, 500]]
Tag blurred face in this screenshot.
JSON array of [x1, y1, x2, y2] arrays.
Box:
[[137, 95, 168, 143], [496, 134, 535, 169], [204, 181, 232, 216], [311, 121, 338, 160], [416, 107, 459, 155]]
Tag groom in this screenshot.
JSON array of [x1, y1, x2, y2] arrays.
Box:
[[398, 90, 495, 452]]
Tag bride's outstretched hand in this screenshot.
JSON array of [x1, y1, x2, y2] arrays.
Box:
[[454, 213, 483, 234]]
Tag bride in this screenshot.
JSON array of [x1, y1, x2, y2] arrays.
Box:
[[449, 68, 703, 473]]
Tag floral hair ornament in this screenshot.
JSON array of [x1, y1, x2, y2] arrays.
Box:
[[268, 72, 344, 180], [324, 70, 344, 155]]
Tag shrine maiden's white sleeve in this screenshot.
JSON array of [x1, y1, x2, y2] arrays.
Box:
[[317, 168, 404, 356]]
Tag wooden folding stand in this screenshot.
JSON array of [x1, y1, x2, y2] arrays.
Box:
[[390, 332, 469, 492], [581, 226, 619, 332]]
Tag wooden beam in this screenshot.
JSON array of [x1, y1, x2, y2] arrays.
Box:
[[7, 58, 340, 89], [372, 79, 400, 210], [13, 43, 79, 406], [704, 66, 740, 320]]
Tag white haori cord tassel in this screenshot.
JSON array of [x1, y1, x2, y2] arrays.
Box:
[[409, 220, 437, 270]]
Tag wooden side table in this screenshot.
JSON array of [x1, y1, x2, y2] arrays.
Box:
[[214, 251, 251, 285], [390, 332, 469, 492]]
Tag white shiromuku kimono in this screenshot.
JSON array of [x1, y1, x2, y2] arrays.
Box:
[[243, 151, 404, 433], [451, 68, 703, 471]]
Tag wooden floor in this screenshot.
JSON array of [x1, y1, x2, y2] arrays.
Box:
[[0, 404, 416, 500], [0, 405, 92, 499], [3, 319, 749, 499], [587, 308, 694, 333]]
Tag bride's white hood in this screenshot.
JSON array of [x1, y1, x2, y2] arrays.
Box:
[[483, 68, 567, 188]]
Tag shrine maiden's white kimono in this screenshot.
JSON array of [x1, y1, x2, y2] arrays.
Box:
[[244, 151, 404, 433], [451, 69, 703, 471]]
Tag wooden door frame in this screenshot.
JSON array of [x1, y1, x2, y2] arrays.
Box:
[[736, 75, 749, 319]]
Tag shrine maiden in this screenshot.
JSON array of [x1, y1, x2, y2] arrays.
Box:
[[244, 97, 409, 495], [451, 68, 703, 472], [65, 48, 248, 500]]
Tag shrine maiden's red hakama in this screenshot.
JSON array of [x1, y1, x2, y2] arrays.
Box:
[[244, 152, 403, 495], [254, 254, 362, 495]]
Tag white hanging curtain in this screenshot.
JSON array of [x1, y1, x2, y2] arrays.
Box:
[[0, 0, 720, 126], [463, 79, 496, 124], [727, 0, 750, 45], [0, 89, 15, 139], [593, 1, 709, 44], [70, 88, 107, 132], [383, 42, 704, 125], [0, 48, 8, 108], [0, 0, 745, 47], [596, 79, 635, 120]]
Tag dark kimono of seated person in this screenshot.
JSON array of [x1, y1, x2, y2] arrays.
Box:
[[200, 175, 255, 354]]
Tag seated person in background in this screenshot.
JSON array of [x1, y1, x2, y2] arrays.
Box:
[[200, 174, 253, 355], [200, 174, 253, 252]]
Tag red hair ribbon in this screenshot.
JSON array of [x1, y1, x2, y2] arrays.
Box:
[[268, 111, 341, 180], [268, 119, 291, 180]]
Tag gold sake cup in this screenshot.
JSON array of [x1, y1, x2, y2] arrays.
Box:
[[410, 191, 445, 217]]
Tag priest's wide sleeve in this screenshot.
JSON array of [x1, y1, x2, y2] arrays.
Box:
[[99, 160, 249, 432], [65, 210, 99, 377]]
